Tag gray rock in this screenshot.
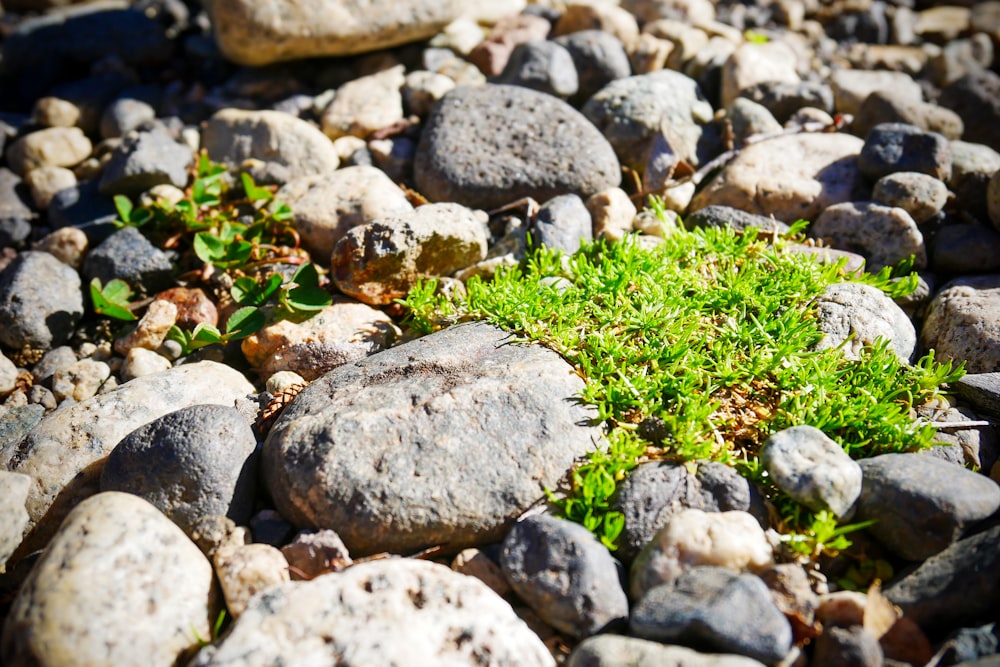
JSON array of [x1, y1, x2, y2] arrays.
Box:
[[281, 529, 352, 580], [0, 404, 44, 452], [568, 635, 768, 667], [954, 373, 1000, 418], [931, 223, 1000, 275], [726, 97, 783, 148], [532, 194, 593, 254], [494, 40, 579, 99], [872, 171, 949, 224], [30, 345, 76, 384], [0, 492, 217, 667], [0, 361, 255, 564], [190, 558, 555, 667], [263, 321, 602, 556], [331, 202, 488, 306], [760, 425, 862, 518], [853, 90, 964, 142], [499, 514, 628, 638], [99, 96, 158, 140], [0, 250, 83, 351], [856, 453, 1000, 560], [212, 542, 289, 619], [740, 80, 834, 124], [553, 30, 632, 107], [830, 70, 924, 117], [939, 70, 1000, 152], [47, 178, 120, 244], [582, 69, 712, 170], [949, 141, 1000, 223], [858, 123, 953, 183], [82, 225, 174, 295], [814, 282, 916, 363], [685, 205, 790, 234], [812, 626, 884, 667], [921, 275, 1000, 373], [630, 566, 793, 665], [885, 524, 1000, 631], [612, 460, 764, 563], [0, 471, 31, 571], [100, 405, 258, 536], [203, 109, 340, 182], [810, 201, 927, 273], [414, 84, 620, 210], [98, 127, 193, 197], [0, 168, 34, 223]]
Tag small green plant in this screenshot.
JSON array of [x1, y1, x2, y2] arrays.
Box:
[[775, 509, 875, 560], [744, 29, 770, 44], [192, 609, 229, 648], [89, 278, 138, 321], [402, 200, 963, 554]]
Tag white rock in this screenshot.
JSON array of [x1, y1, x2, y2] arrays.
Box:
[[265, 370, 307, 395], [0, 350, 18, 398], [0, 471, 31, 572], [721, 40, 801, 108], [815, 282, 916, 363], [114, 299, 178, 356], [120, 347, 173, 381], [50, 358, 112, 402], [321, 65, 406, 140], [213, 543, 290, 618]]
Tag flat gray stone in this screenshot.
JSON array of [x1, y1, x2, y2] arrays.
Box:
[[414, 84, 620, 210], [954, 373, 1000, 418], [263, 321, 603, 556], [190, 558, 554, 667], [0, 250, 83, 351], [98, 127, 193, 197], [1, 492, 217, 667]]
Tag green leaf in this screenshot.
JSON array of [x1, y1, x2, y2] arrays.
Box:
[[113, 195, 133, 222], [291, 262, 320, 289], [89, 278, 137, 321], [231, 277, 264, 306], [189, 323, 223, 348], [241, 172, 273, 202], [271, 202, 293, 222], [224, 306, 266, 339], [193, 232, 226, 263], [259, 273, 283, 301], [284, 284, 332, 311]]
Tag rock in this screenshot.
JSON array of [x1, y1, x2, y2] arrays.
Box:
[[688, 132, 865, 223], [931, 223, 1000, 275], [0, 250, 83, 351], [320, 65, 405, 140], [451, 547, 508, 597], [331, 202, 488, 305], [32, 96, 81, 128], [858, 123, 953, 183], [992, 171, 1000, 231], [32, 227, 89, 270], [954, 373, 1000, 419], [623, 0, 715, 24], [241, 297, 400, 380], [568, 635, 768, 667], [939, 68, 1000, 153], [114, 299, 178, 355], [0, 492, 217, 667], [4, 126, 92, 176], [553, 30, 632, 107], [467, 13, 552, 77], [120, 347, 173, 380], [853, 90, 964, 141], [813, 282, 916, 363], [264, 371, 307, 395], [24, 165, 76, 211], [630, 566, 793, 665], [0, 361, 255, 562], [553, 3, 640, 48], [277, 166, 413, 261], [532, 194, 593, 254], [203, 109, 340, 182], [720, 40, 801, 108], [263, 321, 602, 556], [741, 80, 834, 124], [872, 171, 949, 224], [45, 71, 133, 138], [100, 405, 258, 536], [415, 84, 620, 210], [281, 529, 352, 580], [830, 69, 924, 117], [885, 524, 1000, 631], [685, 205, 790, 234], [949, 141, 1000, 223], [499, 514, 629, 638], [189, 558, 555, 666], [82, 225, 174, 295], [100, 97, 158, 140], [587, 187, 636, 241], [98, 127, 194, 197], [726, 97, 783, 147], [0, 350, 19, 398], [630, 509, 773, 600], [813, 626, 884, 667], [50, 358, 112, 402], [47, 178, 120, 244], [213, 543, 290, 618], [0, 168, 33, 224], [856, 453, 1000, 561], [921, 275, 1000, 373], [494, 40, 579, 99], [582, 69, 712, 170], [760, 426, 862, 518], [612, 460, 763, 563], [0, 471, 31, 571], [209, 0, 527, 66], [402, 70, 457, 117], [810, 201, 926, 273], [154, 287, 218, 330]]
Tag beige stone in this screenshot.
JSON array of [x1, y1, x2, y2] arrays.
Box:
[[830, 69, 924, 116], [25, 165, 76, 210], [721, 40, 800, 108], [587, 187, 637, 241], [321, 65, 406, 140], [5, 127, 92, 176], [33, 227, 89, 270], [114, 299, 178, 356], [214, 543, 290, 618]]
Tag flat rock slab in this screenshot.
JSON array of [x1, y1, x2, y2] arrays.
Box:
[[263, 321, 603, 556], [414, 84, 621, 210], [210, 0, 526, 66]]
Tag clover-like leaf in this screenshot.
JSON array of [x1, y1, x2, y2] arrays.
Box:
[[224, 306, 266, 340], [89, 278, 137, 321], [241, 172, 273, 203]]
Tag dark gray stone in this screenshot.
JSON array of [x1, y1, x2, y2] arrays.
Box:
[[611, 461, 763, 564], [499, 514, 628, 638], [532, 193, 593, 254], [568, 635, 768, 667], [938, 624, 1000, 666], [940, 70, 1000, 152], [885, 525, 1000, 631], [494, 40, 579, 99], [48, 179, 120, 244], [955, 373, 1000, 419], [630, 566, 793, 664], [859, 123, 953, 183], [98, 128, 193, 197], [263, 321, 603, 556], [82, 226, 174, 295], [812, 626, 884, 667], [931, 223, 1000, 275], [0, 404, 45, 453], [740, 80, 835, 124], [856, 453, 1000, 561], [553, 30, 632, 107], [249, 509, 296, 548], [826, 3, 889, 44], [414, 84, 620, 210], [582, 69, 712, 170], [100, 405, 258, 536], [685, 205, 790, 234], [0, 251, 83, 351], [30, 346, 76, 385]]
